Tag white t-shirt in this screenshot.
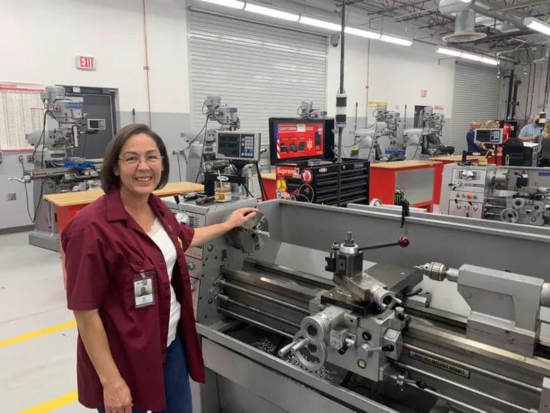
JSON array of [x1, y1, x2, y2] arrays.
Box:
[[148, 218, 181, 347]]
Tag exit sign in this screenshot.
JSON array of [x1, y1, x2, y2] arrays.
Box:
[[76, 56, 96, 70]]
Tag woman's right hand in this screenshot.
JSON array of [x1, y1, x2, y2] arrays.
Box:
[[103, 377, 132, 413]]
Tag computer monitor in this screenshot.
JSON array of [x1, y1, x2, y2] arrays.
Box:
[[475, 128, 504, 145], [215, 131, 261, 162], [268, 118, 335, 164]]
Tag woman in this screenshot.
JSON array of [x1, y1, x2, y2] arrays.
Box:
[[62, 124, 257, 413], [543, 122, 550, 140]]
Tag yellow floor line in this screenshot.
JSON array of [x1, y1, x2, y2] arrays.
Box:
[[19, 391, 78, 413], [0, 320, 76, 347]]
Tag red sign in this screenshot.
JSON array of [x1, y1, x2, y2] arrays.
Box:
[[275, 166, 300, 178], [420, 89, 428, 98], [275, 121, 324, 160], [76, 56, 96, 70]]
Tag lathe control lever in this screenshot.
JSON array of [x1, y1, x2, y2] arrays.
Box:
[[8, 176, 31, 184], [278, 338, 310, 358], [358, 236, 410, 252], [359, 343, 395, 358]]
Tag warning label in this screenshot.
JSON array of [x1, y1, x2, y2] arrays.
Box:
[[409, 350, 470, 379]]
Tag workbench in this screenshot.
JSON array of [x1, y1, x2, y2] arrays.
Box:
[[429, 155, 486, 164], [370, 160, 441, 212], [44, 181, 204, 235]]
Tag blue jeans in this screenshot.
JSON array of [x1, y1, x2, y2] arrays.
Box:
[[98, 334, 192, 413]]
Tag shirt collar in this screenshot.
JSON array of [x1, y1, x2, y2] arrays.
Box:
[[105, 189, 167, 223]]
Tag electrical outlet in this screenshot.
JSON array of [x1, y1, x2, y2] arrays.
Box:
[[6, 193, 16, 201], [27, 155, 34, 163]]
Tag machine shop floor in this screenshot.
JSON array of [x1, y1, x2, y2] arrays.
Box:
[[0, 231, 86, 412]]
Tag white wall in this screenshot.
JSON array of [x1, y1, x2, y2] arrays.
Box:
[[0, 0, 192, 231], [1, 0, 504, 230], [0, 0, 189, 114], [326, 35, 456, 145]]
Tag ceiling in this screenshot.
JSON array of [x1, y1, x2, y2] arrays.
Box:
[[324, 0, 550, 64]]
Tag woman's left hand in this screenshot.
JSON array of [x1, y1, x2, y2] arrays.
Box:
[[226, 207, 258, 229]]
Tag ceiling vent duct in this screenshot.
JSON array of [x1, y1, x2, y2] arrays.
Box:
[[440, 0, 487, 43]]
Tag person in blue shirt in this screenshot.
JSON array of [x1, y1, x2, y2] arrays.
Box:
[[519, 114, 542, 143], [466, 121, 483, 153]]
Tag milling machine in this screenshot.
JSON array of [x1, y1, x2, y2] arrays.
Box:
[[298, 100, 327, 120], [170, 198, 550, 413], [186, 95, 240, 183], [11, 86, 101, 251], [375, 105, 401, 153], [354, 105, 402, 162], [405, 108, 453, 160], [354, 122, 388, 162]]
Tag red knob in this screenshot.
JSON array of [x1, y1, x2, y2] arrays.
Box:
[[398, 236, 410, 247]]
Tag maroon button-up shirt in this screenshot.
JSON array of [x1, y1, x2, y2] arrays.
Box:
[[61, 189, 205, 411]]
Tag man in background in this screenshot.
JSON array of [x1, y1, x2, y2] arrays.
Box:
[[466, 121, 482, 153], [519, 114, 542, 143]]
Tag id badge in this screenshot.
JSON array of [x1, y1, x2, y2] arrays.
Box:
[[134, 270, 155, 308]]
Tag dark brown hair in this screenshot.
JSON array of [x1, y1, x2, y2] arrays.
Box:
[[100, 123, 170, 192]]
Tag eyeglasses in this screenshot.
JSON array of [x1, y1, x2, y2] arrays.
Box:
[[118, 153, 163, 166]]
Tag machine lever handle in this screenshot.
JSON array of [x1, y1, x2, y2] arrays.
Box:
[[8, 176, 29, 183], [291, 338, 309, 353], [278, 340, 298, 358], [338, 344, 350, 355], [253, 229, 270, 238], [358, 236, 410, 252], [360, 344, 395, 357], [278, 338, 311, 358]]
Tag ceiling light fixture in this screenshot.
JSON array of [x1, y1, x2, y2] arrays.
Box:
[[437, 47, 462, 57], [199, 1, 413, 46], [298, 16, 341, 31], [345, 27, 381, 40], [437, 47, 499, 66], [461, 52, 483, 61], [245, 3, 299, 22], [380, 35, 412, 46], [523, 17, 550, 37], [199, 0, 245, 10], [480, 57, 498, 66]]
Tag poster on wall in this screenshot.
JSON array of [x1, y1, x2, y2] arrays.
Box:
[[0, 82, 45, 150]]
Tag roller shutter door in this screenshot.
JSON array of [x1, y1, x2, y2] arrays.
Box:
[[451, 62, 501, 152], [188, 10, 328, 167]]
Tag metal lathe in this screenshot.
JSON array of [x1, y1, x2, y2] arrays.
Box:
[[169, 198, 550, 413]]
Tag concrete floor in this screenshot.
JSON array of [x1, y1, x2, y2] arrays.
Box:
[[0, 231, 87, 412]]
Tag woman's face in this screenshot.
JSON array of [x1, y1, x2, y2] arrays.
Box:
[[115, 133, 164, 198]]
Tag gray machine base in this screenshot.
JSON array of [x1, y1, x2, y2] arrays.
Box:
[[28, 231, 60, 252]]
